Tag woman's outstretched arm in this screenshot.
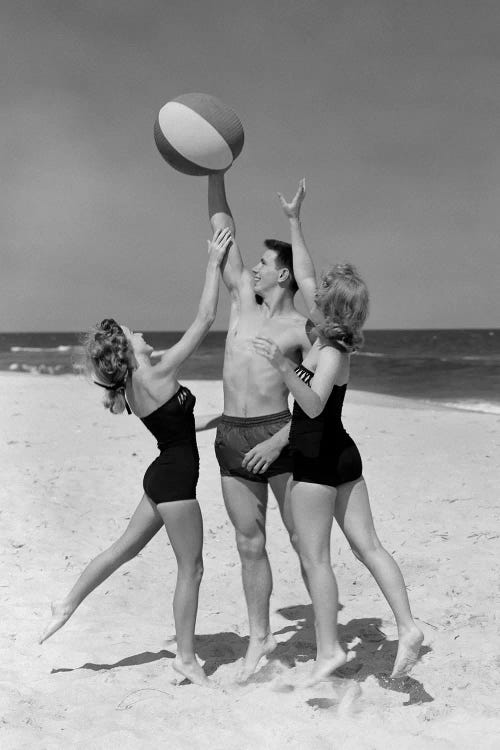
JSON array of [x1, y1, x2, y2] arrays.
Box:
[[253, 337, 343, 419], [277, 179, 320, 319], [195, 413, 222, 431], [156, 228, 232, 375]]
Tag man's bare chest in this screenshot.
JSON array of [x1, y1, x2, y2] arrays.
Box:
[[228, 312, 302, 357]]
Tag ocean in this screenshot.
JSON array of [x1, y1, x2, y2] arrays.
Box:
[[1, 329, 499, 414]]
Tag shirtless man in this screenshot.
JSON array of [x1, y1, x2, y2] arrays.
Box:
[[208, 173, 313, 680]]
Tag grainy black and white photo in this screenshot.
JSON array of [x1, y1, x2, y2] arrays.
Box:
[[1, 1, 499, 748]]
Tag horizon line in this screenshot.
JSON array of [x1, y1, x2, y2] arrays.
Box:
[[1, 327, 498, 334]]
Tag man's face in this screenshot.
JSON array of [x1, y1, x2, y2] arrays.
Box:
[[252, 249, 282, 295]]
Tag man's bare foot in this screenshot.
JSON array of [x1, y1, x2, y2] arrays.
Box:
[[237, 633, 277, 682], [39, 601, 75, 644], [172, 657, 210, 687], [299, 647, 348, 688], [390, 626, 424, 678]]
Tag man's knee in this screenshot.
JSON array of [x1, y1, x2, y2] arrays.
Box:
[[235, 531, 266, 561]]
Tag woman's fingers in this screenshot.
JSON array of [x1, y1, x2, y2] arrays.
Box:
[[277, 179, 306, 214], [253, 347, 271, 361], [218, 228, 232, 245], [254, 336, 274, 345], [277, 191, 293, 213], [213, 227, 231, 242], [209, 227, 233, 254]]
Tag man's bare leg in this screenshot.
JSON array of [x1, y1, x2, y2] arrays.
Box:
[[221, 476, 277, 680]]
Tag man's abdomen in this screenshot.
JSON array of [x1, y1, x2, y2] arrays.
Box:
[[222, 346, 290, 418]]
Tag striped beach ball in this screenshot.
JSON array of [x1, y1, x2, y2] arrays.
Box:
[[154, 93, 244, 176]]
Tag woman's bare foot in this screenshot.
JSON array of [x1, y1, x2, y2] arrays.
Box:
[[39, 601, 75, 644], [390, 626, 424, 678], [299, 647, 348, 688], [237, 633, 277, 683], [172, 657, 210, 687]]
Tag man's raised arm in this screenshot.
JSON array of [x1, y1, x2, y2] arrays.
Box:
[[208, 173, 245, 292]]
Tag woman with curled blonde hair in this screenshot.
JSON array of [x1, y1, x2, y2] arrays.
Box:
[[253, 181, 423, 686], [40, 228, 232, 687], [313, 263, 369, 352]]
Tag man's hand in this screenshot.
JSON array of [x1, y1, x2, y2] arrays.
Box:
[[242, 435, 283, 474], [277, 178, 306, 219]]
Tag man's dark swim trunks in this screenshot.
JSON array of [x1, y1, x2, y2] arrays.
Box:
[[215, 410, 292, 484]]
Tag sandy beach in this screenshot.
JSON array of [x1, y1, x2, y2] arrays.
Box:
[[1, 372, 499, 749]]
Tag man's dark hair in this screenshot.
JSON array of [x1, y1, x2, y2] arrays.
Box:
[[263, 239, 298, 294]]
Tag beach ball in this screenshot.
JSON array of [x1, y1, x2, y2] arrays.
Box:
[[154, 93, 244, 176]]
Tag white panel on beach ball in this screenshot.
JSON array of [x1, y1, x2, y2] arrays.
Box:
[[154, 93, 245, 176]]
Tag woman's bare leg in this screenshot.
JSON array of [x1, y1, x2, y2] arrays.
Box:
[[335, 478, 423, 677], [270, 473, 310, 595], [40, 495, 163, 643], [290, 481, 347, 685], [156, 498, 207, 686]]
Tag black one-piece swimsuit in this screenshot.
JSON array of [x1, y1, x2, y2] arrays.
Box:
[[141, 385, 199, 504], [289, 364, 362, 488]]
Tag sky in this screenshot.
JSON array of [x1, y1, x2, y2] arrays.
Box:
[[2, 0, 499, 331]]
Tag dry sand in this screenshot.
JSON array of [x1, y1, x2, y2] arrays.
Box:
[[1, 373, 499, 749]]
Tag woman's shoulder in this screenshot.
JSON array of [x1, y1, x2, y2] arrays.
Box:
[[129, 366, 173, 399], [318, 339, 349, 360], [315, 341, 350, 383]]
